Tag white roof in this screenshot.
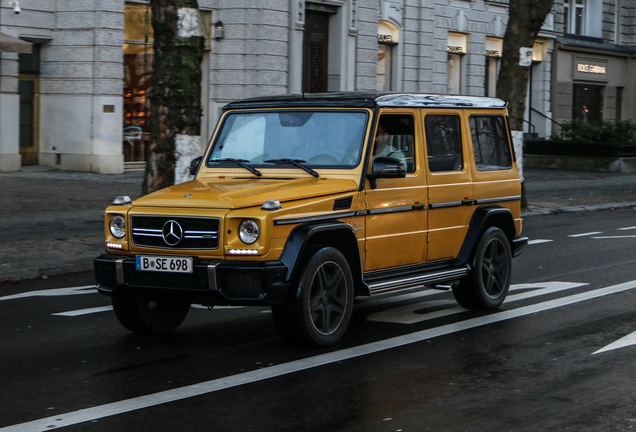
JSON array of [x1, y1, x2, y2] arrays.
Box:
[[375, 93, 507, 109]]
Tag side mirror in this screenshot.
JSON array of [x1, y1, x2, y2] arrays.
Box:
[[189, 156, 203, 176], [367, 156, 406, 189]]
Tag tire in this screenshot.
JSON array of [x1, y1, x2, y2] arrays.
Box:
[[272, 247, 354, 347], [111, 294, 190, 334], [452, 226, 512, 310]]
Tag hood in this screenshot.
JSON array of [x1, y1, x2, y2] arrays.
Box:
[[133, 177, 358, 209]]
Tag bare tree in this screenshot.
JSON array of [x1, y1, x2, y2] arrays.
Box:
[[496, 0, 554, 208], [142, 0, 204, 195], [496, 0, 554, 130]]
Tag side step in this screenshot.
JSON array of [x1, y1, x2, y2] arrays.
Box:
[[365, 266, 469, 295]]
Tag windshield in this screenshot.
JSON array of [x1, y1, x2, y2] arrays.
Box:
[[207, 110, 369, 168]]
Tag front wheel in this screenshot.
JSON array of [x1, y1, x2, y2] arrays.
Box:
[[452, 226, 512, 310], [272, 247, 354, 347], [111, 294, 190, 334]]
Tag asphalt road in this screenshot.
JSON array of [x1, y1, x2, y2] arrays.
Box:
[[2, 209, 636, 431]]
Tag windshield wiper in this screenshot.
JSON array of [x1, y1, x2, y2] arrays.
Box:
[[264, 158, 319, 178], [209, 158, 261, 176]]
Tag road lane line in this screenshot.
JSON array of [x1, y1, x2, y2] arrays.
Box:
[[528, 239, 552, 245], [367, 282, 588, 324], [569, 232, 602, 237], [594, 330, 636, 355], [618, 226, 636, 231], [3, 279, 635, 432], [593, 235, 636, 239], [52, 306, 113, 317], [0, 286, 96, 302]]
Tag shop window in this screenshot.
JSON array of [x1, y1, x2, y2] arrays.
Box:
[[469, 115, 512, 171], [485, 38, 502, 98], [573, 84, 603, 122], [377, 21, 398, 91], [123, 3, 154, 163], [447, 34, 466, 95], [424, 115, 463, 172]]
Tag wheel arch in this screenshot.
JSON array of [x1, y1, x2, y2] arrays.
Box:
[[456, 205, 517, 266], [278, 222, 366, 296]]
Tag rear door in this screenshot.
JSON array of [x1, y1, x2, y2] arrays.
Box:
[[423, 110, 474, 262]]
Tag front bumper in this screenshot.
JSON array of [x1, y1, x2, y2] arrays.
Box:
[[94, 254, 289, 306]]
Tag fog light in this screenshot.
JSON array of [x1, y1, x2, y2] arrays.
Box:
[[107, 242, 123, 249]]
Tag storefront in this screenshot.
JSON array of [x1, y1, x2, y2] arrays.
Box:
[[552, 35, 636, 127]]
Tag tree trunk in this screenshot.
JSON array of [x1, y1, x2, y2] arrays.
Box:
[[142, 0, 203, 195], [496, 0, 554, 130], [496, 0, 553, 209]]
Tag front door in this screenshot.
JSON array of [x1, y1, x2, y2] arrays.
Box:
[[364, 111, 427, 272], [303, 11, 329, 93], [18, 74, 39, 165]]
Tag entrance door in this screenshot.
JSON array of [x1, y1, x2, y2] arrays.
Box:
[[303, 11, 329, 93], [18, 75, 39, 165]]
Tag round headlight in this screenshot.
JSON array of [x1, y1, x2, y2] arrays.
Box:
[[239, 219, 259, 244], [109, 215, 126, 239]]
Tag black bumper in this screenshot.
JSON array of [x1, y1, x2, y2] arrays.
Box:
[[512, 236, 529, 258], [94, 254, 290, 306]]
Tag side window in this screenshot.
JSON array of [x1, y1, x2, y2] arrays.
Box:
[[469, 115, 512, 171], [373, 114, 416, 173], [424, 115, 463, 172]]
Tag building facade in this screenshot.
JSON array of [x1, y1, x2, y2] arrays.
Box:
[[552, 0, 636, 130], [0, 0, 554, 174]]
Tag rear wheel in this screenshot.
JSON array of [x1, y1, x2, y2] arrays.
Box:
[[111, 294, 190, 334], [272, 247, 354, 347], [452, 226, 512, 310]]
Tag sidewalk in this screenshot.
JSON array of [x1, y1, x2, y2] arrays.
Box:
[[1, 166, 636, 282]]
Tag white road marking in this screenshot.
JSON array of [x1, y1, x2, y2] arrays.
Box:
[[569, 232, 602, 238], [0, 286, 96, 302], [528, 239, 553, 245], [3, 279, 634, 432], [618, 226, 636, 231], [367, 282, 587, 324], [52, 306, 113, 317], [593, 330, 636, 355], [593, 235, 636, 239]]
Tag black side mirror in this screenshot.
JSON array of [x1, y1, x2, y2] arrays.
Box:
[[189, 156, 203, 176], [367, 156, 406, 189]]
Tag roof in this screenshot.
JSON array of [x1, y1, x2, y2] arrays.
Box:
[[224, 92, 508, 110]]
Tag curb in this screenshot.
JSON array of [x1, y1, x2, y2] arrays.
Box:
[[522, 201, 636, 217]]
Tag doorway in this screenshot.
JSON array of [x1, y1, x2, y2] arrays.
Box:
[[303, 11, 329, 93]]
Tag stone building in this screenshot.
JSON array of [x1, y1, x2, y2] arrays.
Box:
[[0, 0, 554, 174], [551, 0, 636, 129]]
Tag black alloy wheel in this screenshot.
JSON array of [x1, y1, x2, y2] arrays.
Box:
[[272, 246, 354, 347], [112, 294, 190, 334], [452, 226, 512, 310]]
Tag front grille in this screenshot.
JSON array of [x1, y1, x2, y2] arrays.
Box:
[[131, 216, 220, 250]]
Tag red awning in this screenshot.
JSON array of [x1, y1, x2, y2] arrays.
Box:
[[0, 32, 32, 53]]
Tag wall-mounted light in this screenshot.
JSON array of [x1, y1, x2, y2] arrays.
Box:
[[214, 21, 224, 39], [10, 0, 21, 14]]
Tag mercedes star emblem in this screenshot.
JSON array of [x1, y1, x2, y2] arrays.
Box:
[[162, 220, 184, 246]]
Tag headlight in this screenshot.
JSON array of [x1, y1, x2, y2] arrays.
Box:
[[239, 219, 259, 244], [109, 215, 126, 239]]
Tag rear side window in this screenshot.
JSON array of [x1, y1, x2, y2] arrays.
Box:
[[424, 115, 463, 172], [469, 115, 512, 171]]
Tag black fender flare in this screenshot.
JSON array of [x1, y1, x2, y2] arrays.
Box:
[[278, 221, 365, 295], [455, 205, 517, 266]]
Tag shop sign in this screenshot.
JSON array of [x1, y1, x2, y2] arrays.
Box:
[[574, 57, 608, 82], [448, 46, 464, 54]]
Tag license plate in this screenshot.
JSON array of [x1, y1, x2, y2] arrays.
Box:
[[135, 256, 193, 273]]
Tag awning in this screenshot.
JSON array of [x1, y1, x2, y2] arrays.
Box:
[[0, 32, 32, 53]]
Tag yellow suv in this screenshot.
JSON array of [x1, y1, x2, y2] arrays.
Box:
[[95, 92, 527, 346]]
